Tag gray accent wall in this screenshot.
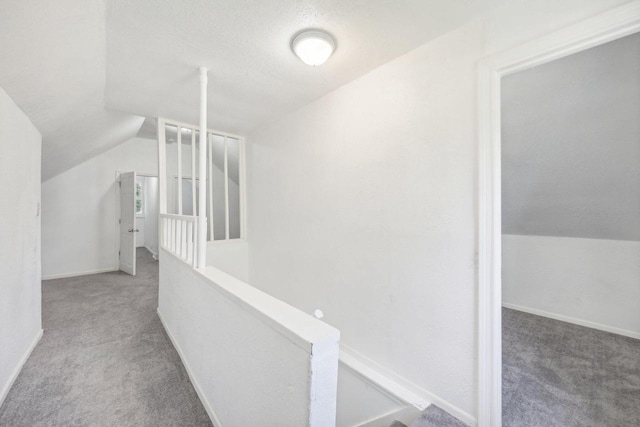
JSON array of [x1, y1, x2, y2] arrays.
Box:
[[502, 32, 640, 241]]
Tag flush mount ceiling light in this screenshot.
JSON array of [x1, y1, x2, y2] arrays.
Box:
[[291, 30, 336, 66]]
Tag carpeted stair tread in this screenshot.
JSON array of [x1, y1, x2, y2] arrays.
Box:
[[410, 405, 468, 427]]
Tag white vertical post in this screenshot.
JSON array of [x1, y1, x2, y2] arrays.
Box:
[[187, 221, 193, 264], [177, 126, 183, 215], [158, 119, 167, 254], [197, 67, 208, 268], [239, 138, 247, 239], [191, 130, 196, 216], [208, 133, 214, 241], [223, 136, 229, 240]]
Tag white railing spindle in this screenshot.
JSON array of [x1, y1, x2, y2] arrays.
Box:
[[159, 213, 201, 265]]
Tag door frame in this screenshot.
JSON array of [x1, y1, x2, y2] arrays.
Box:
[[476, 3, 640, 426], [114, 171, 158, 270]]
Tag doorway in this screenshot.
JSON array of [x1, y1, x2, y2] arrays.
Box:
[[118, 171, 159, 275], [476, 3, 640, 426], [500, 32, 640, 425]]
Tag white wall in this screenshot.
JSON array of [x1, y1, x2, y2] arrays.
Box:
[[143, 176, 159, 256], [42, 137, 158, 279], [336, 365, 407, 427], [0, 87, 42, 405], [502, 234, 640, 338], [206, 240, 249, 282], [244, 0, 630, 420], [158, 250, 340, 427]]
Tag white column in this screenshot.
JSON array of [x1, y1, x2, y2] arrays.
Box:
[[157, 119, 167, 254], [197, 67, 208, 268], [157, 119, 167, 215]]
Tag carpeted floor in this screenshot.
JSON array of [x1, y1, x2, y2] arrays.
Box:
[[0, 249, 212, 427], [503, 307, 640, 427]]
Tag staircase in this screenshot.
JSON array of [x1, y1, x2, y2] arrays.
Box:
[[388, 405, 468, 427]]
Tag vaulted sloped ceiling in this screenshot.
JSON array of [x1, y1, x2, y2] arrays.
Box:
[[0, 0, 143, 181], [1, 0, 503, 181], [502, 32, 640, 241]]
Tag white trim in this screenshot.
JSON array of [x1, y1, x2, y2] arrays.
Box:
[[223, 136, 230, 240], [157, 308, 224, 427], [356, 406, 421, 427], [206, 238, 247, 246], [197, 68, 209, 268], [239, 137, 247, 239], [177, 126, 182, 215], [502, 303, 640, 341], [144, 245, 159, 258], [0, 328, 43, 408], [208, 133, 214, 241], [159, 117, 244, 140], [191, 130, 196, 223], [339, 345, 475, 426], [477, 3, 640, 426], [43, 268, 118, 281]]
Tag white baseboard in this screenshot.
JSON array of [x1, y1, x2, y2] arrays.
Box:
[[42, 267, 118, 281], [157, 308, 224, 427], [0, 328, 43, 408], [144, 245, 159, 258], [502, 303, 640, 340], [339, 345, 475, 426]]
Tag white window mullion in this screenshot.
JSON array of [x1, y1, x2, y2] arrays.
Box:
[[224, 135, 229, 240], [208, 133, 214, 241], [177, 126, 182, 215], [191, 129, 196, 217]]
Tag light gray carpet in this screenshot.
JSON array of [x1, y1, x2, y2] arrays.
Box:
[[0, 249, 212, 427], [503, 307, 640, 427], [409, 405, 468, 427]]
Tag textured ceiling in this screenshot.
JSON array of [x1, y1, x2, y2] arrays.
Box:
[[105, 0, 503, 135], [502, 32, 640, 241], [0, 0, 143, 181], [1, 0, 503, 180]]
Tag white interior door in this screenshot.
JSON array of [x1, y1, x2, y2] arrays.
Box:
[[119, 171, 137, 275]]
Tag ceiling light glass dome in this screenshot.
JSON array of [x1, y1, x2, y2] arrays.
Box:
[[291, 30, 336, 66]]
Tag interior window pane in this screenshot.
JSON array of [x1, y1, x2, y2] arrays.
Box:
[[227, 138, 241, 239], [210, 134, 226, 240], [165, 125, 178, 214]]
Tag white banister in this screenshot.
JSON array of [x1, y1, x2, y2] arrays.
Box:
[[160, 213, 198, 267], [158, 250, 340, 426], [197, 67, 208, 268]]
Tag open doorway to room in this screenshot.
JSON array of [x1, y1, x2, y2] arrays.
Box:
[[136, 174, 159, 260], [477, 5, 640, 427], [117, 171, 159, 275], [500, 32, 640, 425]]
